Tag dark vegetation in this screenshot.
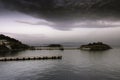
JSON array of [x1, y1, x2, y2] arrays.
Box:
[[47, 44, 64, 50], [47, 44, 63, 47], [0, 34, 29, 51], [0, 45, 9, 51]]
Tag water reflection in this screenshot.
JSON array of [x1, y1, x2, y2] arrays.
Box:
[[0, 49, 120, 80], [0, 50, 63, 57], [0, 50, 25, 57], [0, 60, 58, 80]]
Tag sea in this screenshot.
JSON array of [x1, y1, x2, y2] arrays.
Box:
[[0, 48, 120, 80]]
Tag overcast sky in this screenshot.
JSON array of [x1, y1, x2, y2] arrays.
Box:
[[0, 0, 120, 47]]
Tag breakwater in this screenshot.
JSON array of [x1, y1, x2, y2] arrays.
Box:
[[0, 56, 62, 61]]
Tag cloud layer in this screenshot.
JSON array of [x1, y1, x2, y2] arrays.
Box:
[[16, 19, 120, 30], [1, 0, 120, 30], [1, 0, 120, 20]]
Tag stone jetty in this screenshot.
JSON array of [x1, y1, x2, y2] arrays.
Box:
[[0, 56, 62, 61]]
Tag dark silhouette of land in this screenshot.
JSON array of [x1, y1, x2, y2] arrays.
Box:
[[0, 34, 29, 52], [47, 44, 64, 50], [0, 34, 112, 51], [80, 42, 112, 51]]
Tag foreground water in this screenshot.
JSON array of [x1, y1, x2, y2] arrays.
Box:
[[0, 48, 120, 80]]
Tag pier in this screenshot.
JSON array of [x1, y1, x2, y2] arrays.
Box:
[[0, 56, 62, 61]]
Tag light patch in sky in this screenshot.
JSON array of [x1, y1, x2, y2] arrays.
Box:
[[73, 20, 120, 28], [0, 12, 56, 35]]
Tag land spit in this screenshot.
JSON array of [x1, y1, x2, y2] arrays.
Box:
[[0, 56, 62, 61]]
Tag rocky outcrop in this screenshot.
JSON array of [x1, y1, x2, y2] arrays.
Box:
[[80, 42, 112, 51], [0, 34, 29, 51]]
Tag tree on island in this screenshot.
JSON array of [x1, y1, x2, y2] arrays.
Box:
[[47, 44, 63, 47]]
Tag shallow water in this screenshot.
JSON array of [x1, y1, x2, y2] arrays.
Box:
[[0, 48, 120, 80]]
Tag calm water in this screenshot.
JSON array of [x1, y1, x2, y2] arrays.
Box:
[[0, 48, 120, 80]]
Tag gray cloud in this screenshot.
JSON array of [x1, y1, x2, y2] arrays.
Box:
[[73, 20, 120, 28], [16, 19, 120, 30], [16, 20, 54, 26], [1, 0, 120, 20]]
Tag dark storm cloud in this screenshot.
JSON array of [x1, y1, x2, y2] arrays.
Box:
[[1, 0, 120, 17], [1, 0, 120, 30], [0, 1, 7, 12]]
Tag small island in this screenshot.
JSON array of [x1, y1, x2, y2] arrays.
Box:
[[0, 34, 30, 52], [47, 44, 64, 50], [80, 42, 112, 51]]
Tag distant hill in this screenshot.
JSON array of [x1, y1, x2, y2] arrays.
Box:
[[0, 34, 29, 51]]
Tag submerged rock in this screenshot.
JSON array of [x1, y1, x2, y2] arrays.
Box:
[[80, 42, 112, 51]]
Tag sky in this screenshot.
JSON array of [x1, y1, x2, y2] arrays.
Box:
[[0, 0, 120, 47]]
